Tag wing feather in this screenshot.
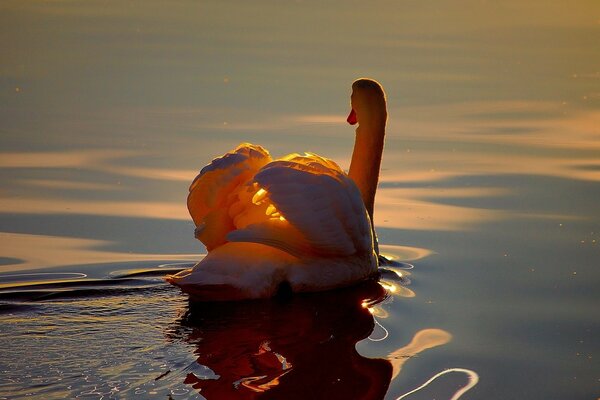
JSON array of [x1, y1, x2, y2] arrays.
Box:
[[227, 154, 373, 257], [187, 143, 272, 250]]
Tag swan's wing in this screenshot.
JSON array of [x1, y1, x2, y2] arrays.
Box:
[[187, 143, 272, 250], [227, 154, 373, 257]]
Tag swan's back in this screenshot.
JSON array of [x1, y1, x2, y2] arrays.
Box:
[[241, 153, 373, 257]]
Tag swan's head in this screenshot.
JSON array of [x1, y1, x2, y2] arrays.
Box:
[[347, 78, 387, 126]]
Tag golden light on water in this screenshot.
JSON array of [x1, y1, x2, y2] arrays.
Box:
[[24, 179, 120, 191], [376, 190, 503, 231], [0, 232, 198, 272], [379, 281, 397, 293], [384, 102, 600, 183], [0, 198, 188, 221], [0, 150, 136, 169], [1, 145, 586, 234], [378, 245, 432, 261], [388, 329, 453, 381]]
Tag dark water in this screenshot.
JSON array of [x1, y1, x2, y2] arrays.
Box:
[[1, 0, 599, 399], [0, 264, 194, 398]]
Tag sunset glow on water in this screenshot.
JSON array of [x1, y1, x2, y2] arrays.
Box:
[[1, 1, 599, 399]]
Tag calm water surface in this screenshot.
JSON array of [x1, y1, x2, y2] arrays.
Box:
[[1, 1, 599, 399]]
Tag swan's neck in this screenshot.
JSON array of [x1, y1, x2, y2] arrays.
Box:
[[348, 118, 386, 223]]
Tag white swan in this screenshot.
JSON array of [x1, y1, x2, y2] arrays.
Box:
[[166, 78, 387, 301]]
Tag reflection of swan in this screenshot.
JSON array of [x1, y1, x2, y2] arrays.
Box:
[[167, 79, 387, 301], [167, 281, 392, 399], [165, 281, 461, 400]]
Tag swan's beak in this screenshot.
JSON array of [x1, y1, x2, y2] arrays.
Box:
[[347, 108, 357, 125]]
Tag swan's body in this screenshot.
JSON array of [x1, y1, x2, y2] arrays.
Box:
[[167, 79, 387, 301]]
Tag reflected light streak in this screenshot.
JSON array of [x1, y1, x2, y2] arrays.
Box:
[[387, 102, 600, 182], [0, 232, 199, 272], [292, 114, 347, 124], [24, 179, 121, 191], [378, 245, 432, 261], [384, 150, 600, 183], [391, 101, 600, 149], [0, 149, 196, 184], [370, 307, 389, 319], [0, 198, 188, 220], [203, 112, 349, 132], [387, 284, 415, 298], [0, 149, 136, 169], [102, 166, 195, 182], [368, 318, 389, 342], [381, 187, 510, 199], [380, 170, 460, 184], [379, 281, 397, 293], [395, 368, 480, 400], [376, 190, 503, 231], [388, 328, 452, 380]]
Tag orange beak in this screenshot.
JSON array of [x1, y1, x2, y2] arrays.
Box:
[[347, 109, 357, 125]]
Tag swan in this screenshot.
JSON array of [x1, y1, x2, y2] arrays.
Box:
[[166, 78, 387, 301]]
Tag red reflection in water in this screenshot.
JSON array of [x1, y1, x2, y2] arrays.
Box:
[[169, 280, 392, 399]]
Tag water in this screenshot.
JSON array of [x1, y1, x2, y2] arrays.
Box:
[[1, 1, 599, 398]]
